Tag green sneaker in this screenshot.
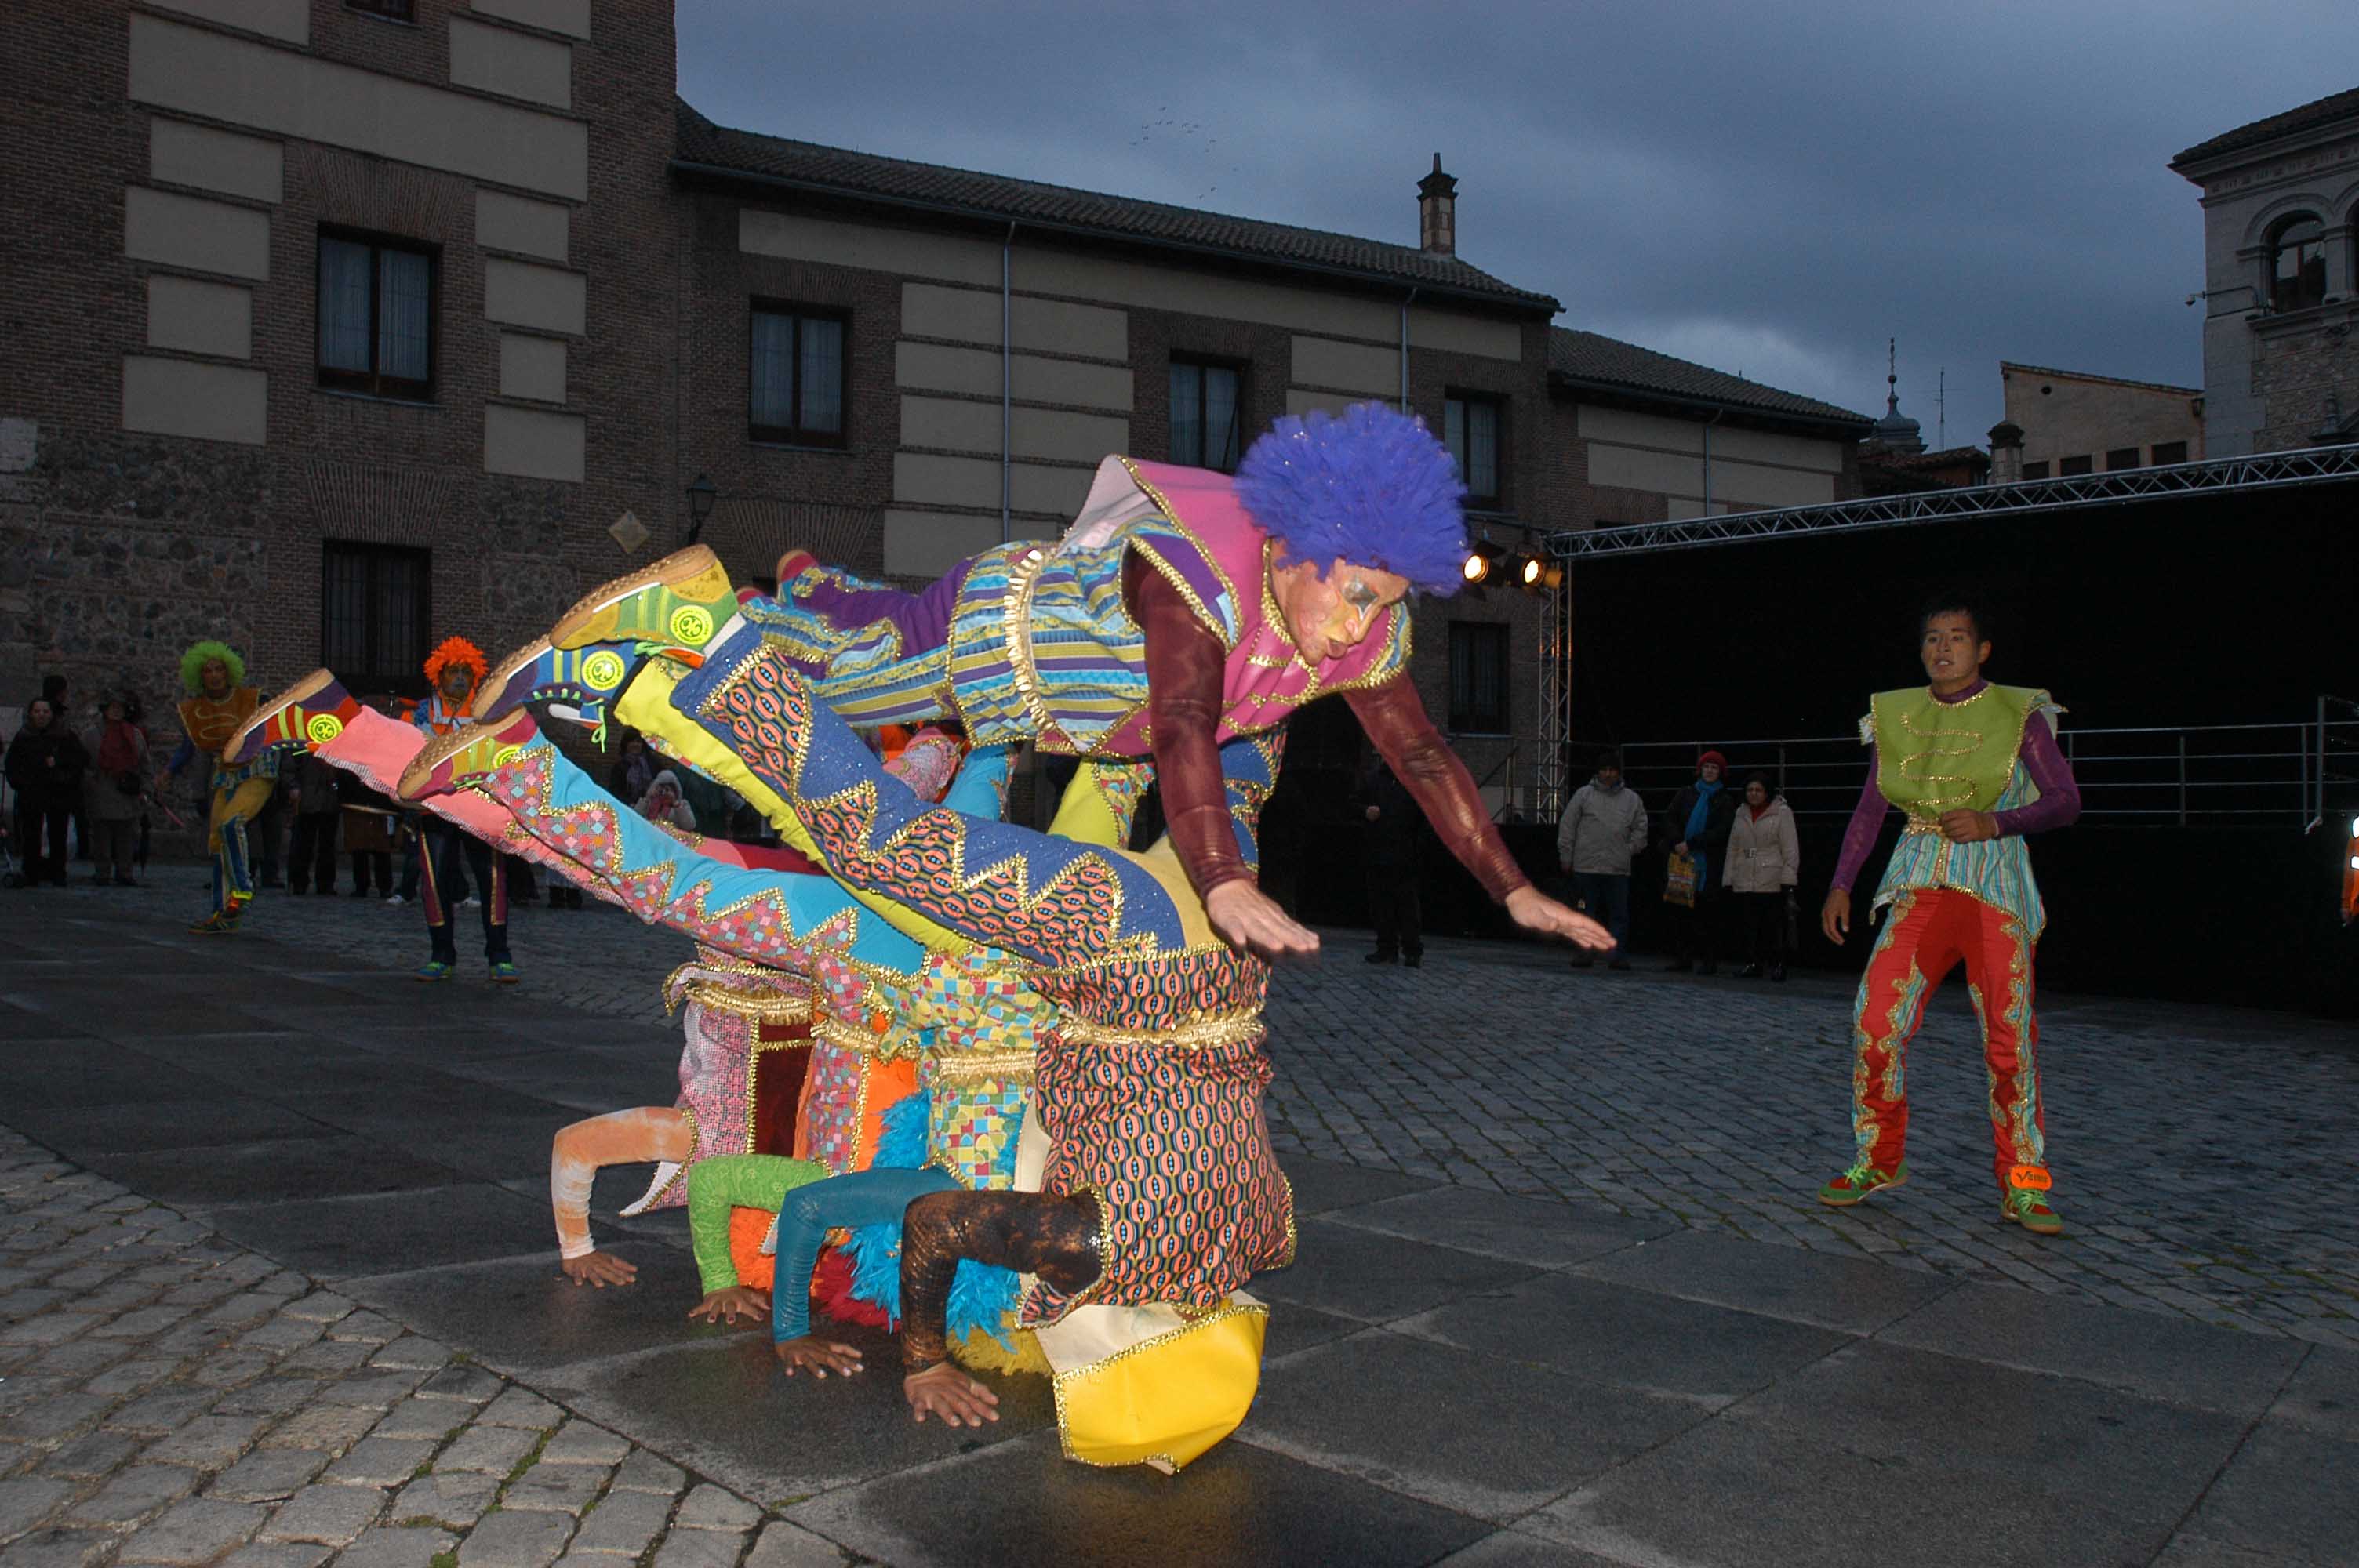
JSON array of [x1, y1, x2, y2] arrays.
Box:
[[1818, 1159, 1909, 1207], [489, 960, 522, 985], [415, 960, 456, 982], [2001, 1187, 2063, 1236]]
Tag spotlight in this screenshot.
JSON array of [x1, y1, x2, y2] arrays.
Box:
[[1512, 554, 1543, 588], [1462, 538, 1505, 585]]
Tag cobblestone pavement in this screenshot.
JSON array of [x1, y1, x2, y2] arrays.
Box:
[[38, 866, 2359, 1349], [0, 1126, 847, 1568]]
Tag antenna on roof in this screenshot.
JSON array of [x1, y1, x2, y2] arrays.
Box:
[[1936, 367, 1946, 448]]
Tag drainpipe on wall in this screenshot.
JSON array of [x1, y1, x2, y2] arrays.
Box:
[[1001, 223, 1016, 544], [1398, 287, 1418, 411]]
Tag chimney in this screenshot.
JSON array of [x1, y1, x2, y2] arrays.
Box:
[[1418, 154, 1457, 256], [1987, 421, 2025, 483]]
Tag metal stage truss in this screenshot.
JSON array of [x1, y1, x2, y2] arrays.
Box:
[[1529, 442, 2359, 818]]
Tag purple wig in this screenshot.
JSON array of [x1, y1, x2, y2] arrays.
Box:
[[1234, 403, 1469, 595]]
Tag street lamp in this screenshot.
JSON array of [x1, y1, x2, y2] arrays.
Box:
[[684, 473, 718, 543]]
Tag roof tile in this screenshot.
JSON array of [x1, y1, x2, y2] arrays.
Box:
[[2172, 86, 2359, 169], [1547, 328, 1870, 426]]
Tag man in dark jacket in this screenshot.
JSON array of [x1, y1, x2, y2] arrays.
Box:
[[287, 752, 342, 895], [1360, 757, 1425, 966], [1659, 750, 1736, 974], [7, 699, 87, 887]]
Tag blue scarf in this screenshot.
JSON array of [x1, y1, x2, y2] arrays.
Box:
[[1684, 779, 1721, 844]]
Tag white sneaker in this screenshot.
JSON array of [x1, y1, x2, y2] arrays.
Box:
[[383, 893, 408, 906]]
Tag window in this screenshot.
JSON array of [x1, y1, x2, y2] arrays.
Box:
[[2269, 214, 2327, 313], [2022, 460, 2051, 479], [321, 543, 431, 698], [316, 230, 436, 400], [1448, 621, 1510, 735], [749, 303, 847, 446], [344, 0, 415, 18], [2151, 441, 2189, 465], [1169, 358, 1245, 471], [1444, 394, 1503, 507], [2058, 454, 2093, 476], [2105, 447, 2143, 470]]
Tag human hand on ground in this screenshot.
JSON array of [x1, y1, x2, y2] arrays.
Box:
[[686, 1286, 770, 1325], [1939, 809, 1997, 843], [903, 1363, 1000, 1426], [1205, 880, 1321, 960], [1505, 886, 1615, 949], [773, 1335, 864, 1378], [1822, 889, 1851, 946], [560, 1251, 638, 1288]]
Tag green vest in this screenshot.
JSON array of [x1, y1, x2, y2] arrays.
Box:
[[1870, 684, 2049, 821]]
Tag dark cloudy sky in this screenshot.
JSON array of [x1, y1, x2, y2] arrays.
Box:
[[678, 2, 2359, 449]]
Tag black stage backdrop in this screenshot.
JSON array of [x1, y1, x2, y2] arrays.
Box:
[[1265, 479, 2359, 1017]]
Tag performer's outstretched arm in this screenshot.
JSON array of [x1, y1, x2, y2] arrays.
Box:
[[897, 1188, 1105, 1426], [765, 1166, 960, 1377]]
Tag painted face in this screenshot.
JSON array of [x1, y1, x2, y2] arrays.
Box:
[[439, 665, 475, 702], [200, 659, 230, 698], [1920, 611, 1989, 690], [1271, 553, 1412, 665]]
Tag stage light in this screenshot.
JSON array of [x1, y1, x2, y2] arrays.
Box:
[[1463, 537, 1505, 585], [1514, 554, 1543, 588]]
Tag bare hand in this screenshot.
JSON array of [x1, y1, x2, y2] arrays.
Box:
[[1364, 805, 1380, 822], [560, 1252, 638, 1288], [1939, 809, 1997, 843], [1504, 886, 1615, 950], [687, 1286, 770, 1326], [1673, 840, 1689, 855], [904, 1362, 1000, 1426], [1822, 889, 1852, 946], [774, 1335, 865, 1378], [1204, 880, 1321, 961]]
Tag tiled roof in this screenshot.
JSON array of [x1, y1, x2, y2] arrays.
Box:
[[1862, 445, 1990, 471], [2172, 86, 2359, 169], [674, 102, 1560, 314], [1547, 328, 1870, 428]]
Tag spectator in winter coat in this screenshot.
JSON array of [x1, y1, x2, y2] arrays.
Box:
[[1723, 772, 1800, 981], [80, 695, 147, 887], [1556, 750, 1646, 971], [1660, 750, 1736, 974], [1358, 758, 1425, 966], [287, 752, 343, 895], [637, 769, 697, 832], [608, 734, 656, 805], [7, 699, 86, 887]]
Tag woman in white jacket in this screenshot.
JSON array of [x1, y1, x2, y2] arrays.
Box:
[[1724, 772, 1799, 981]]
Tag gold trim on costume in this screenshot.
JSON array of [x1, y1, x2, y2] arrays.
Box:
[[1115, 457, 1242, 641], [1053, 1014, 1268, 1052]]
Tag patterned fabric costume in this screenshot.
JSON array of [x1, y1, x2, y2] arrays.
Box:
[[1834, 680, 2081, 1201], [171, 641, 275, 929]]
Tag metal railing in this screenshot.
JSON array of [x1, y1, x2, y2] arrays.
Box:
[[1588, 705, 2359, 830]]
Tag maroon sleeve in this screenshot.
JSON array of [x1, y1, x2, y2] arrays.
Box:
[[1992, 713, 2082, 837], [1127, 555, 1253, 898], [1343, 677, 1530, 902], [1830, 753, 1889, 895]]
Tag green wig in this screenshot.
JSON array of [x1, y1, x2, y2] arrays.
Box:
[[180, 640, 245, 695]]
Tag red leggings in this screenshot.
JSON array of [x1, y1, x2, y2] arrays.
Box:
[[1849, 887, 2048, 1191]]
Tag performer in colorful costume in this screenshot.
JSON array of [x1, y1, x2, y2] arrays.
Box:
[[164, 641, 275, 934], [412, 637, 517, 982], [478, 404, 1611, 961], [1818, 600, 2081, 1236]]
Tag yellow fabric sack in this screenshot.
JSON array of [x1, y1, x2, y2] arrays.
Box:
[[1042, 1295, 1268, 1475]]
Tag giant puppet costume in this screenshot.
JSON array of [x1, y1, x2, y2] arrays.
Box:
[[166, 641, 275, 934], [1816, 606, 2081, 1236], [476, 404, 1608, 960]]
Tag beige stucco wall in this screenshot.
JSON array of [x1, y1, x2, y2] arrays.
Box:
[[124, 187, 271, 280], [1291, 335, 1401, 395], [484, 258, 586, 336], [881, 510, 1054, 579], [122, 356, 266, 444], [146, 276, 253, 359], [474, 191, 569, 262], [497, 334, 567, 402], [1286, 389, 1358, 418], [2001, 369, 2204, 465], [149, 120, 282, 204], [1578, 404, 1843, 513], [483, 404, 584, 480], [448, 16, 571, 111], [128, 15, 590, 201]]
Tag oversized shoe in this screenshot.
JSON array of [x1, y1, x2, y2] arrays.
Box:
[[473, 546, 737, 723], [397, 710, 540, 802], [224, 670, 362, 767]]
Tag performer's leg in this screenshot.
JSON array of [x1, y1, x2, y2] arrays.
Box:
[[420, 824, 460, 967], [1960, 906, 2059, 1232], [462, 837, 509, 964], [1821, 890, 1964, 1204]]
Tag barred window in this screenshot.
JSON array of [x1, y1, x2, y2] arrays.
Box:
[[321, 542, 430, 698]]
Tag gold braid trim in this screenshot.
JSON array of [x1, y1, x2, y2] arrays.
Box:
[[680, 982, 813, 1025], [1054, 1014, 1267, 1052]]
